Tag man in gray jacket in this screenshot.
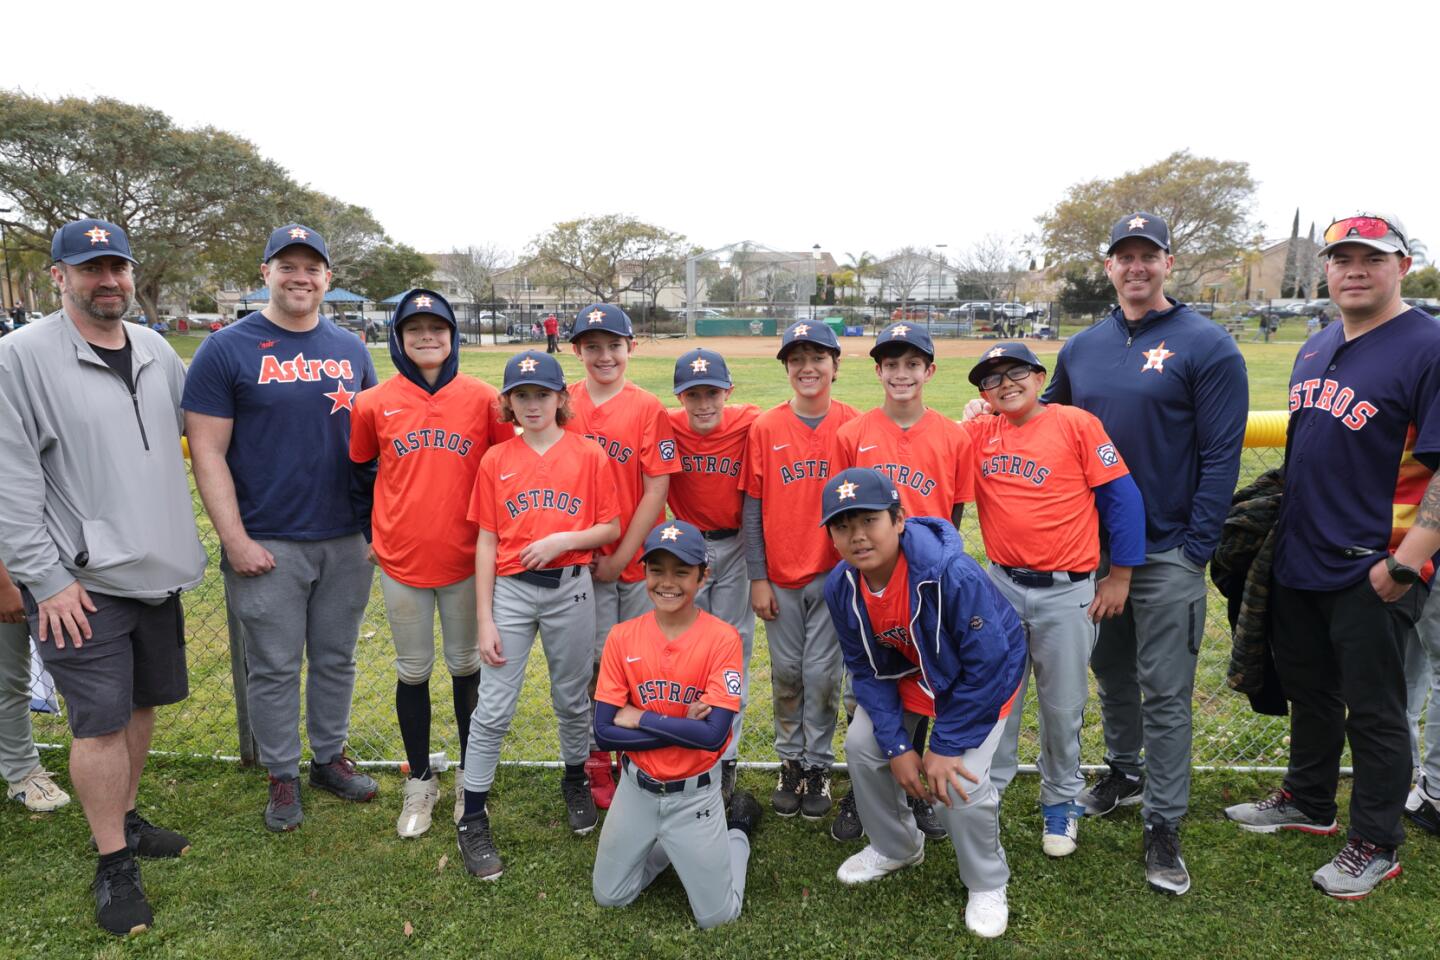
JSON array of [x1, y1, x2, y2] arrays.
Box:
[[0, 218, 206, 937]]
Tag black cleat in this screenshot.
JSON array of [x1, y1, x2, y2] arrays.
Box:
[[456, 810, 503, 880], [726, 790, 764, 839]]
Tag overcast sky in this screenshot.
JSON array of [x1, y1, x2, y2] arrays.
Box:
[[5, 1, 1437, 263]]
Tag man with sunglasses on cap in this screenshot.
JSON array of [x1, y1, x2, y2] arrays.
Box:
[[1223, 213, 1440, 899], [0, 218, 206, 935], [1044, 212, 1248, 895]]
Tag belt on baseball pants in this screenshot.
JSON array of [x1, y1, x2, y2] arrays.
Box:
[[509, 565, 584, 589], [702, 528, 739, 541], [621, 755, 712, 794], [997, 565, 1091, 588]]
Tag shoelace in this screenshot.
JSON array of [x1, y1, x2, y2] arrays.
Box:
[[460, 815, 493, 847], [779, 765, 802, 792], [95, 860, 143, 900], [1333, 839, 1380, 877], [23, 770, 62, 800], [1147, 826, 1180, 866], [1255, 789, 1292, 811], [804, 770, 827, 796], [326, 755, 360, 780], [401, 784, 433, 814], [270, 778, 298, 806], [561, 778, 590, 810], [1043, 810, 1073, 834]]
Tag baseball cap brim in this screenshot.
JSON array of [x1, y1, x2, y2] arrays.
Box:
[[56, 248, 137, 266], [1105, 235, 1168, 255], [673, 377, 733, 394], [266, 241, 330, 266], [819, 496, 895, 526]]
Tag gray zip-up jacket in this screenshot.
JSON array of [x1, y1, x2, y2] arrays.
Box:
[[0, 311, 206, 602]]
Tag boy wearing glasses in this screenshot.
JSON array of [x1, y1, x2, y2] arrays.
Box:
[[961, 343, 1145, 859], [1224, 213, 1440, 900]]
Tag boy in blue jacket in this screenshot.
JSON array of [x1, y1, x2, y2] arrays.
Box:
[[821, 468, 1027, 939]]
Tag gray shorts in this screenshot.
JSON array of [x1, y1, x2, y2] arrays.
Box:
[[23, 588, 187, 738]]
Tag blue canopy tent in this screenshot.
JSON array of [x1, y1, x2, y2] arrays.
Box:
[[238, 287, 370, 307]]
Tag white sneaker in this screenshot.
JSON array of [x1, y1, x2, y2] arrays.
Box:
[[7, 766, 71, 812], [965, 886, 1008, 938], [1041, 802, 1080, 857], [836, 843, 924, 885], [397, 776, 439, 838], [453, 768, 465, 825]]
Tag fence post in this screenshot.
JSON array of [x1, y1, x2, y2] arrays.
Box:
[[225, 601, 257, 766]]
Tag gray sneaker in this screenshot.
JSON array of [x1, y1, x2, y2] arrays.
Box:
[[1143, 821, 1190, 896], [265, 775, 303, 832], [1224, 788, 1338, 835], [1312, 839, 1400, 900], [309, 754, 378, 802]]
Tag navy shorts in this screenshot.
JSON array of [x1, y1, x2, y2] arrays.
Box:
[[23, 588, 188, 738]]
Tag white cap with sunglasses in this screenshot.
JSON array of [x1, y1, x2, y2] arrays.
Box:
[[1317, 213, 1409, 258]]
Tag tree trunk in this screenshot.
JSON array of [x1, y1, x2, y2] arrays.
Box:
[[135, 280, 163, 327]]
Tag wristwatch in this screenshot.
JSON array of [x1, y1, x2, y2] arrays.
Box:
[[1386, 555, 1421, 585]]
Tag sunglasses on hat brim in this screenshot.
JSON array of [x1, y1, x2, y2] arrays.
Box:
[[1322, 216, 1407, 249]]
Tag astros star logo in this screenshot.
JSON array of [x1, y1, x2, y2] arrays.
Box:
[[1141, 341, 1175, 373], [323, 380, 355, 414], [289, 227, 309, 240], [986, 347, 1005, 359], [690, 357, 709, 373], [587, 308, 607, 325], [1127, 216, 1148, 231], [836, 480, 858, 501], [84, 227, 111, 245], [660, 525, 681, 541], [414, 295, 433, 308], [792, 323, 810, 337], [890, 324, 909, 338], [518, 356, 538, 372]]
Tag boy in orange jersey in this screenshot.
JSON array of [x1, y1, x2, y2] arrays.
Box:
[[591, 519, 762, 928], [668, 348, 761, 802], [831, 321, 974, 842], [568, 303, 681, 808], [960, 342, 1145, 862], [350, 289, 515, 838], [742, 321, 859, 819]]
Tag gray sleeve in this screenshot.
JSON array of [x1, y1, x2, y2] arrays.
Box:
[[742, 494, 768, 581], [0, 354, 71, 599]]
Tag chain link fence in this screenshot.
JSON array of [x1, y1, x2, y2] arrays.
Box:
[[26, 444, 1295, 771]]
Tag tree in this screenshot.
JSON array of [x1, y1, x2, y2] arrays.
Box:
[[0, 92, 296, 323], [1036, 150, 1258, 297], [436, 244, 513, 305], [879, 246, 942, 310], [1402, 265, 1440, 299], [287, 191, 390, 292], [840, 250, 879, 302], [530, 214, 686, 303], [351, 242, 434, 302], [1056, 263, 1114, 317], [955, 233, 1024, 303]]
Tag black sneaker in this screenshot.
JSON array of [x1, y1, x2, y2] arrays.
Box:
[[1079, 768, 1144, 817], [124, 810, 191, 858], [721, 760, 738, 807], [800, 766, 833, 820], [1143, 821, 1191, 896], [93, 855, 153, 936], [1404, 780, 1440, 837], [909, 794, 947, 840], [456, 810, 503, 880], [726, 789, 763, 839], [265, 775, 304, 832], [561, 775, 599, 835], [771, 759, 804, 817], [830, 789, 864, 842], [309, 753, 378, 802]]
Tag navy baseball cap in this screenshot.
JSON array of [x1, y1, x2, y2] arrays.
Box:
[[51, 219, 137, 266], [501, 350, 566, 393], [571, 302, 633, 340], [968, 342, 1047, 386], [777, 319, 840, 360], [870, 321, 935, 361], [1106, 212, 1171, 255], [640, 519, 708, 566], [263, 223, 331, 265], [392, 288, 456, 329], [673, 348, 733, 394], [820, 467, 902, 526]]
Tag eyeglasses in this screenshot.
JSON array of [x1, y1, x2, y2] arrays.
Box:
[[1323, 216, 1407, 249], [978, 367, 1036, 391]]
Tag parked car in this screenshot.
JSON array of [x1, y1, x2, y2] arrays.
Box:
[[890, 304, 941, 322]]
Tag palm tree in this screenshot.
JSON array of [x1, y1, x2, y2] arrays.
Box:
[[1408, 236, 1429, 267], [841, 251, 878, 302]]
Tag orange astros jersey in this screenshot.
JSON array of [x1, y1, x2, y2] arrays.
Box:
[[567, 380, 681, 581], [837, 407, 974, 520], [594, 609, 743, 780], [667, 404, 761, 532], [351, 374, 514, 588], [467, 431, 621, 577], [858, 552, 933, 718], [742, 400, 860, 588], [960, 404, 1130, 572]]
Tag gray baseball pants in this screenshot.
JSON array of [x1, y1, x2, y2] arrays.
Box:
[[592, 761, 750, 929], [986, 565, 1096, 805], [222, 534, 373, 779], [466, 568, 595, 793], [379, 572, 480, 684], [695, 534, 756, 761], [1403, 586, 1440, 785], [848, 705, 1009, 892], [0, 620, 41, 784], [769, 575, 845, 768], [1089, 547, 1206, 825], [592, 578, 653, 662]]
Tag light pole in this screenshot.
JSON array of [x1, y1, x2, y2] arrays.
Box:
[[0, 206, 14, 313], [811, 243, 821, 320]]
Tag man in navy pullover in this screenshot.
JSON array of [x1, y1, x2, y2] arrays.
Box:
[[1044, 212, 1248, 896]]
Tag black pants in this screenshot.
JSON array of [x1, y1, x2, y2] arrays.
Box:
[[1270, 578, 1424, 847], [546, 334, 558, 353]]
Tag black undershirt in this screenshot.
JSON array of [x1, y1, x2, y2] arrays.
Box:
[[90, 337, 134, 393]]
